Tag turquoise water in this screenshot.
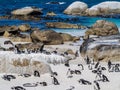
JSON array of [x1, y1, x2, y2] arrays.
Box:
[[52, 29, 87, 36], [50, 17, 120, 36], [0, 0, 120, 36]]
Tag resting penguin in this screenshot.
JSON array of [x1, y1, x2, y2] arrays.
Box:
[[11, 86, 26, 90], [108, 60, 112, 70], [2, 75, 16, 81], [78, 79, 92, 85]]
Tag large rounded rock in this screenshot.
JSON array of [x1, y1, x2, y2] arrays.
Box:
[[64, 1, 88, 15], [86, 1, 120, 16], [11, 7, 42, 16], [80, 35, 120, 61], [18, 24, 31, 32], [85, 20, 119, 39], [9, 35, 32, 42], [3, 31, 11, 37], [46, 12, 56, 16], [59, 33, 80, 42], [0, 25, 19, 37], [12, 15, 41, 21], [0, 25, 18, 33], [73, 36, 80, 42], [0, 52, 52, 74], [31, 30, 63, 45], [66, 49, 75, 55], [46, 22, 86, 29], [60, 33, 73, 41]]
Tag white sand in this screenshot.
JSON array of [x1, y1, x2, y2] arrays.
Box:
[[0, 41, 120, 90]]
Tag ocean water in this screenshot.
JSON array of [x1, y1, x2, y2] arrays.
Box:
[[0, 0, 120, 36]]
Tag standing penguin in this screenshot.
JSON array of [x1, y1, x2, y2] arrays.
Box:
[[102, 74, 109, 82], [39, 44, 44, 53], [51, 75, 60, 85], [94, 81, 100, 90], [115, 64, 120, 72], [34, 70, 40, 77], [14, 45, 21, 54], [88, 63, 93, 70], [65, 60, 70, 67], [94, 61, 100, 69], [66, 68, 73, 78], [86, 56, 90, 64], [75, 50, 79, 57], [78, 64, 84, 70], [108, 60, 112, 70]]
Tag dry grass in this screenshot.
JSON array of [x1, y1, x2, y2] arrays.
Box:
[[11, 58, 30, 67], [32, 61, 41, 66]]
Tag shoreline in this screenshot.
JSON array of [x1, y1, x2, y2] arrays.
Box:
[[0, 40, 119, 90]]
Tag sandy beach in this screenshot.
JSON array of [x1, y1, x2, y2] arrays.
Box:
[[0, 41, 119, 90]]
